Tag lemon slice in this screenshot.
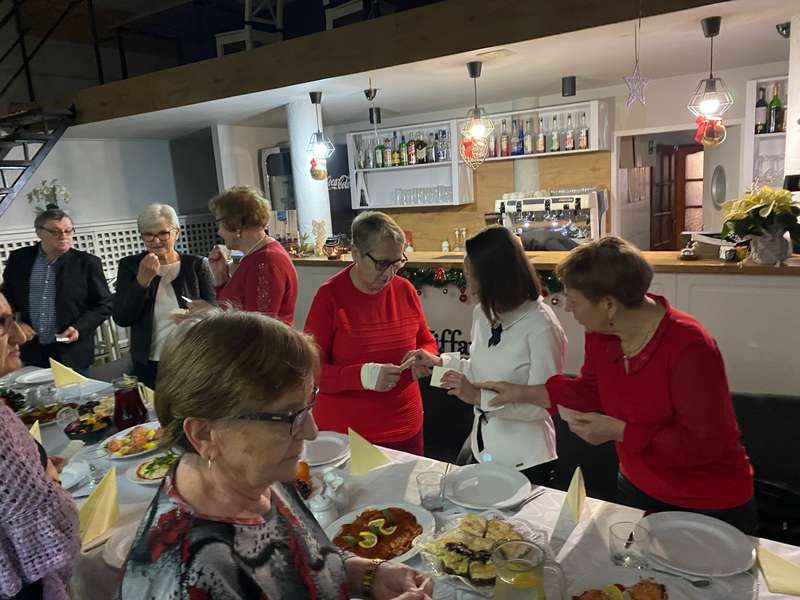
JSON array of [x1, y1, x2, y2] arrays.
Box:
[[379, 524, 398, 535], [357, 531, 378, 549], [367, 518, 397, 536], [602, 585, 625, 600]]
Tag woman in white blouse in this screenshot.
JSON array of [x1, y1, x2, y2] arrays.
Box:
[[413, 226, 567, 483], [113, 204, 216, 387]]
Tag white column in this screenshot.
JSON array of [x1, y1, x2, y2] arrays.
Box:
[[286, 100, 332, 250], [785, 14, 800, 177]]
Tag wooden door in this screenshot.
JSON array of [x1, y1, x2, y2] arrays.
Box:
[[675, 145, 704, 246], [651, 145, 676, 250]]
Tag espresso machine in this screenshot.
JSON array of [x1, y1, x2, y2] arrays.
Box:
[[487, 189, 604, 251]]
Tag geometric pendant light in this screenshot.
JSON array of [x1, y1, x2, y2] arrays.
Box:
[[687, 17, 734, 119]]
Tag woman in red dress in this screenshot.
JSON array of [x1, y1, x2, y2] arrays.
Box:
[[480, 237, 757, 533], [304, 211, 438, 456], [207, 186, 298, 325]]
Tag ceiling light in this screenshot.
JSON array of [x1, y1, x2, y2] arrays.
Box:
[[306, 91, 334, 160], [460, 61, 493, 170], [687, 17, 734, 119]]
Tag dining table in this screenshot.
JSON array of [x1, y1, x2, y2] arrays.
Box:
[[9, 367, 798, 600]]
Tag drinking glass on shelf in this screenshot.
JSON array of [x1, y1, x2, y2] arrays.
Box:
[[609, 521, 650, 569], [416, 472, 444, 511]]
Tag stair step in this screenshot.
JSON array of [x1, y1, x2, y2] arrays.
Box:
[[0, 136, 51, 147], [0, 160, 32, 168]]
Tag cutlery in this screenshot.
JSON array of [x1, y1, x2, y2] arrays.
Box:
[[647, 566, 711, 588], [508, 488, 546, 511]]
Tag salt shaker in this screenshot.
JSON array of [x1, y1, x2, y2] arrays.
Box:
[[309, 495, 338, 529]]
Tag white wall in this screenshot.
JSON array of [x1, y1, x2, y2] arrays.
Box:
[[211, 125, 289, 193], [703, 124, 741, 232], [786, 14, 800, 176], [0, 138, 177, 229]]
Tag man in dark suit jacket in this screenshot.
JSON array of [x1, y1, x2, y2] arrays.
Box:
[[1, 208, 112, 372]]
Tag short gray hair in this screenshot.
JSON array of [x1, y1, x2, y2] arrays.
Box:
[[351, 211, 405, 254], [34, 209, 72, 230], [138, 203, 179, 232]]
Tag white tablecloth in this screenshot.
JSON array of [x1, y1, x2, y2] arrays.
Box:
[[21, 368, 798, 600]]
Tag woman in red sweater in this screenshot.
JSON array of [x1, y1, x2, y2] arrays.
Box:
[[304, 212, 438, 456], [480, 237, 756, 533], [207, 186, 298, 325]]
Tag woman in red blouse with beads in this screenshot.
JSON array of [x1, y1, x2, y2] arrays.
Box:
[[480, 237, 757, 534], [304, 211, 438, 456], [207, 186, 298, 325]]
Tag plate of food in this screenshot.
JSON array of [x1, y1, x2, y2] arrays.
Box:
[[569, 566, 693, 600], [416, 510, 549, 594], [17, 402, 78, 426], [103, 421, 162, 459], [1, 387, 27, 412], [325, 503, 434, 563], [15, 369, 54, 385], [126, 452, 179, 485], [63, 398, 115, 443]]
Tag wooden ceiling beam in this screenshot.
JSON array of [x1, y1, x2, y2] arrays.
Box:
[[74, 0, 731, 125]]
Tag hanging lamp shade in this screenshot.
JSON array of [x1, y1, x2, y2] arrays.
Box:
[[687, 16, 734, 118], [306, 91, 335, 159], [459, 61, 493, 170]]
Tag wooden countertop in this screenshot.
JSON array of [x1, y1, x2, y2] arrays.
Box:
[[293, 251, 800, 276]]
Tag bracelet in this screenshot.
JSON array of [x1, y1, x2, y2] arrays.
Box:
[[361, 558, 385, 599]]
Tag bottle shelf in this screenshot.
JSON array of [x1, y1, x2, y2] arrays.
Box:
[[754, 132, 786, 140], [355, 161, 452, 173], [480, 148, 603, 162]]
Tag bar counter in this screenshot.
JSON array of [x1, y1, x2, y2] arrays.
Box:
[[293, 251, 800, 276]]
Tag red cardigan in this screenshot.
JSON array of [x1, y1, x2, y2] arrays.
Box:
[[304, 267, 438, 443], [546, 295, 753, 510], [216, 241, 298, 326]]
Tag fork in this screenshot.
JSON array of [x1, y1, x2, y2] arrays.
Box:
[[508, 488, 547, 511]]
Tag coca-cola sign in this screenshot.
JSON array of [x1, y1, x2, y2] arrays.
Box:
[[327, 174, 350, 190]]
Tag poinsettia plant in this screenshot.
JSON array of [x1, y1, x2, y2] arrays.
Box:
[[721, 185, 800, 243]]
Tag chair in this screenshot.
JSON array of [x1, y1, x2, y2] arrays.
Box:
[[215, 0, 284, 57], [93, 318, 124, 365]]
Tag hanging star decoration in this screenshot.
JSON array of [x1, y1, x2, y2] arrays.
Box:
[[624, 7, 648, 107]]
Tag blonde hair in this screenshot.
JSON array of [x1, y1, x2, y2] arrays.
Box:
[[155, 309, 319, 452], [208, 185, 271, 232], [351, 211, 405, 254]]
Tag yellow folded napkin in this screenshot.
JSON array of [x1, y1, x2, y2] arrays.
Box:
[[49, 358, 88, 387], [28, 420, 41, 443], [565, 466, 586, 522], [759, 546, 800, 595], [142, 385, 155, 405], [348, 428, 391, 475], [79, 468, 120, 551]]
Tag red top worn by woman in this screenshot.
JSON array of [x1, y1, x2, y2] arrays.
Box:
[[216, 241, 298, 325], [304, 266, 438, 444], [546, 295, 753, 510]]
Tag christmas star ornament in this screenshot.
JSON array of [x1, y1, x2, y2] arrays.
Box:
[[625, 63, 649, 107]]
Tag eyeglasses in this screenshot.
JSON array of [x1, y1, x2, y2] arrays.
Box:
[[39, 227, 74, 237], [141, 230, 174, 242], [0, 312, 21, 333], [365, 252, 408, 273], [238, 387, 318, 436]]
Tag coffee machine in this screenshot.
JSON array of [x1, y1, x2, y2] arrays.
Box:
[[487, 189, 604, 251]]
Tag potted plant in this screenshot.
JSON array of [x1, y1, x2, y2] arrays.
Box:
[[26, 179, 71, 213], [721, 185, 799, 265]]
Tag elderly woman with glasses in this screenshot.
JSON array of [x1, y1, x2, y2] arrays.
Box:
[[119, 310, 433, 600], [113, 204, 216, 387], [304, 211, 438, 456]]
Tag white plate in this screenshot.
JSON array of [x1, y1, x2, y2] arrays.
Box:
[[324, 502, 435, 563], [16, 369, 54, 385], [102, 421, 162, 460], [642, 511, 757, 577], [444, 463, 531, 510], [303, 431, 350, 466], [60, 461, 90, 490], [126, 454, 177, 485], [568, 565, 695, 600]]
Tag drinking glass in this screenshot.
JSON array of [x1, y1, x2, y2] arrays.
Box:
[[30, 384, 58, 407], [493, 539, 566, 600], [609, 522, 650, 569], [60, 382, 84, 404], [416, 472, 444, 511]]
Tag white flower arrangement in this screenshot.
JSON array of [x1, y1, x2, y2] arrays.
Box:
[[26, 179, 71, 213]]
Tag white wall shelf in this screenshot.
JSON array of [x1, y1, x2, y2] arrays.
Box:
[[354, 160, 452, 174], [740, 75, 789, 195]]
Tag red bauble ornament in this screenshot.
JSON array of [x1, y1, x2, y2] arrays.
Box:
[[459, 294, 468, 303], [541, 289, 550, 298], [460, 287, 466, 294], [433, 268, 446, 282]]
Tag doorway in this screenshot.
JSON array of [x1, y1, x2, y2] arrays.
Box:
[[651, 143, 703, 250]]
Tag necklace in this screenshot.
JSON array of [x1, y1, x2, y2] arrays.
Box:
[[621, 312, 663, 373], [243, 236, 269, 256]]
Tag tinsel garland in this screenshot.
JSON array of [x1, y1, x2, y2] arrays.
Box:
[[398, 266, 563, 304]]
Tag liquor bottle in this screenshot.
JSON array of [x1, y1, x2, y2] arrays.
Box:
[[767, 84, 785, 133], [440, 129, 450, 161], [500, 119, 509, 157], [427, 133, 436, 163], [372, 138, 381, 168], [415, 131, 426, 164], [400, 134, 408, 166], [510, 119, 520, 155], [383, 137, 392, 167], [550, 116, 560, 152], [487, 127, 497, 158], [392, 132, 400, 166], [523, 119, 533, 154], [536, 117, 546, 153], [578, 112, 589, 150], [755, 87, 768, 134], [407, 134, 416, 165], [564, 114, 575, 151], [518, 118, 525, 155], [434, 133, 442, 162]]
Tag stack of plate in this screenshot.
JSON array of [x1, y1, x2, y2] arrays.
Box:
[[302, 431, 350, 472]]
